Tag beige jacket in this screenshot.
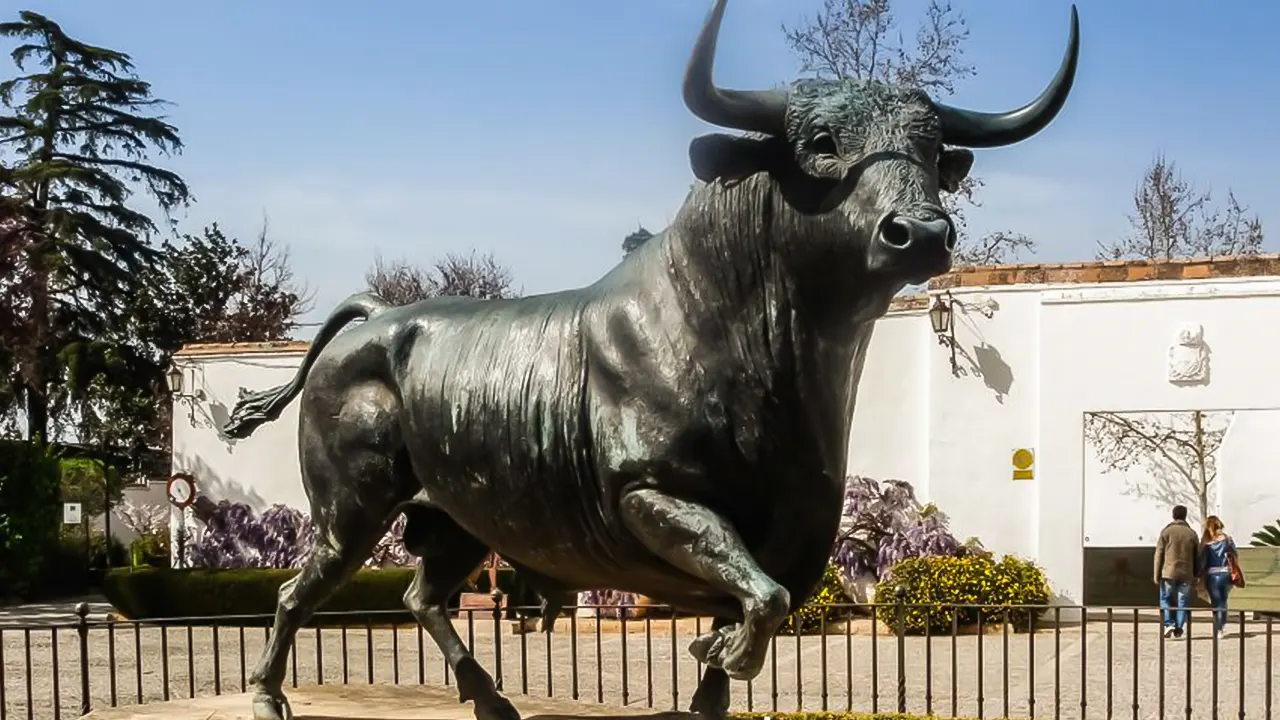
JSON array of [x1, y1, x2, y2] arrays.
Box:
[[1153, 520, 1202, 582]]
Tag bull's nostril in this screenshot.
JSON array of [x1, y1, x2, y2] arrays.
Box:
[[943, 223, 957, 253], [877, 213, 912, 249]]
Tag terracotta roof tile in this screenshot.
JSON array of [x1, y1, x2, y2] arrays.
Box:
[[930, 253, 1280, 290]]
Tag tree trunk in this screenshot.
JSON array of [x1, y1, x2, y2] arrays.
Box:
[[1193, 410, 1209, 524], [23, 108, 57, 445], [24, 386, 48, 444]]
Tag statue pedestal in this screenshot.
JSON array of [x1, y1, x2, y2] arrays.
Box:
[[78, 684, 694, 720]]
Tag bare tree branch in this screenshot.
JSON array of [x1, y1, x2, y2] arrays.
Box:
[[1098, 153, 1265, 261], [783, 0, 974, 93], [1084, 410, 1231, 525], [952, 230, 1035, 266], [366, 250, 517, 306]]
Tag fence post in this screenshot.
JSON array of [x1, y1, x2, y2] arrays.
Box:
[[76, 601, 91, 716], [894, 585, 907, 714], [491, 589, 505, 691]]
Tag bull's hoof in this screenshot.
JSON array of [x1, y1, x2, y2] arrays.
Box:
[[252, 691, 293, 720], [473, 694, 521, 720], [690, 623, 767, 681], [688, 625, 733, 666]]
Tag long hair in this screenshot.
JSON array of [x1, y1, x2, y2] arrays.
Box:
[[1201, 515, 1225, 545]]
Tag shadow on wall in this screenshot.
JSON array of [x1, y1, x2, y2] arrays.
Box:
[[1084, 409, 1233, 528], [171, 450, 269, 512], [178, 392, 240, 449], [948, 297, 1015, 404]]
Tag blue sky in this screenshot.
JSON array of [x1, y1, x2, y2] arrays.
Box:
[[7, 0, 1278, 330]]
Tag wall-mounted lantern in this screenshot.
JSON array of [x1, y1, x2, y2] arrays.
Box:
[[929, 292, 959, 375], [165, 365, 184, 395], [166, 364, 205, 422]]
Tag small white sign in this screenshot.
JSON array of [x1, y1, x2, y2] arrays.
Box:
[[62, 502, 82, 525]]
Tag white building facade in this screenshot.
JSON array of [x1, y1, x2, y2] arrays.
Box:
[[170, 256, 1280, 605]]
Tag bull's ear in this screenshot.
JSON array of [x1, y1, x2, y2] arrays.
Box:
[[938, 147, 975, 193], [689, 133, 772, 185]]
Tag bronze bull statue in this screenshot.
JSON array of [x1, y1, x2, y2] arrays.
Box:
[[222, 1, 1079, 717]]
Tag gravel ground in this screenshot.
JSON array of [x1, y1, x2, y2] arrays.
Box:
[[1, 613, 1276, 720]]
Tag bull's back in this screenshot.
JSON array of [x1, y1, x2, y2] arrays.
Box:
[[392, 294, 630, 582]]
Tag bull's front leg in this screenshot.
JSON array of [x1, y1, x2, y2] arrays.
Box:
[[619, 487, 789, 682]]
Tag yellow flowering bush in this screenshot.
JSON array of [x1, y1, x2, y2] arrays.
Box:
[[776, 563, 852, 635], [873, 554, 1050, 635]]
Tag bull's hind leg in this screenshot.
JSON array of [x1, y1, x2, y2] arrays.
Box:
[[401, 506, 520, 720], [250, 518, 386, 720], [250, 381, 408, 720], [619, 487, 789, 682]]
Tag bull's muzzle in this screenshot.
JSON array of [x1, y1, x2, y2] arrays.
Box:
[[875, 210, 957, 255]]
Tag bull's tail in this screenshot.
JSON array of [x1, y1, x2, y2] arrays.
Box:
[[219, 292, 392, 440]]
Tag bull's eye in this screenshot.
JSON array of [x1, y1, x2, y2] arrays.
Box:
[[809, 131, 839, 157]]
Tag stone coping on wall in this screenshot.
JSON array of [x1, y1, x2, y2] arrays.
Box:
[[173, 340, 310, 358], [174, 255, 1280, 356], [887, 253, 1280, 313]]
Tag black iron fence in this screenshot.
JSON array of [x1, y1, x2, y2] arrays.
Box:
[[0, 600, 1275, 720]]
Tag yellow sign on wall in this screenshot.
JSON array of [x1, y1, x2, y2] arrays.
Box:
[[1012, 448, 1035, 480]]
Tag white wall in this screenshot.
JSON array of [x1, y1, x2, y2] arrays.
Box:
[[847, 276, 1280, 602], [1217, 409, 1280, 543], [170, 351, 310, 515], [1036, 279, 1280, 601], [174, 277, 1280, 603]]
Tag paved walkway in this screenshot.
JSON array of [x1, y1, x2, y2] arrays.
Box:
[[1, 613, 1274, 720], [80, 683, 674, 719], [0, 597, 113, 627]]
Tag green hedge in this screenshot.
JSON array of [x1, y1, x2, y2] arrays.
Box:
[[102, 565, 545, 625], [0, 440, 62, 601], [875, 554, 1051, 635], [104, 567, 418, 625]]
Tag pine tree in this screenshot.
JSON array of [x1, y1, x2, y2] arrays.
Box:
[[0, 10, 191, 442]]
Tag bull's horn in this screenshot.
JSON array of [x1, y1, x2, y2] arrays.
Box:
[[683, 0, 788, 135], [936, 5, 1079, 148]]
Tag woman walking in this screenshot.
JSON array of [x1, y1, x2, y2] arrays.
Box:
[[1200, 515, 1240, 639]]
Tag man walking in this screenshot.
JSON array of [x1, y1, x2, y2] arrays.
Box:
[[1154, 505, 1201, 638]]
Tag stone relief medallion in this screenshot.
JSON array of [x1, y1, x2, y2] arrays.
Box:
[[1167, 322, 1209, 385]]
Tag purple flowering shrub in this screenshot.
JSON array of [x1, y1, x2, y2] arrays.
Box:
[[367, 513, 416, 568], [189, 498, 413, 570], [190, 500, 316, 569], [577, 589, 642, 619], [832, 476, 979, 590]]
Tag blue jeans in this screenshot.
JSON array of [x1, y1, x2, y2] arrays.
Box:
[[1159, 579, 1191, 630], [1205, 572, 1232, 631]]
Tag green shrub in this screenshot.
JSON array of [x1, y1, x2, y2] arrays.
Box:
[[1250, 519, 1280, 547], [32, 527, 128, 598], [58, 457, 125, 518], [0, 440, 62, 601], [103, 567, 423, 624], [875, 554, 1051, 635], [130, 527, 170, 568], [776, 563, 853, 635]]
